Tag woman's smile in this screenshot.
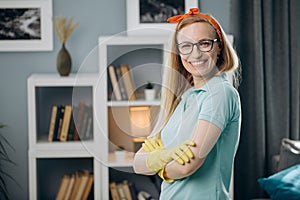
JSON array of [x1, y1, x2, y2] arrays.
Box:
[[189, 59, 207, 67]]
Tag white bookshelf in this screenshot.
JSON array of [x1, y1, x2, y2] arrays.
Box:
[[27, 35, 169, 199], [98, 35, 169, 199], [27, 73, 103, 199]]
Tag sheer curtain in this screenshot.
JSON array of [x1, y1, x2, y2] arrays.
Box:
[[230, 0, 300, 199]]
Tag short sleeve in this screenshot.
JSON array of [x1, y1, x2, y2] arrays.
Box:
[[198, 82, 240, 130]]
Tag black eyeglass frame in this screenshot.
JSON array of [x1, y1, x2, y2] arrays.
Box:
[[176, 39, 219, 55]]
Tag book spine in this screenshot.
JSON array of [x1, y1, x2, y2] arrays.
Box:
[[80, 110, 89, 140], [69, 171, 82, 199], [67, 106, 77, 141], [128, 181, 138, 200], [63, 174, 75, 200], [48, 105, 58, 142], [56, 174, 71, 200], [60, 105, 72, 142], [74, 170, 90, 200], [122, 180, 132, 200], [120, 64, 136, 101], [84, 105, 93, 140], [109, 182, 121, 200], [53, 105, 64, 141], [73, 102, 86, 141], [108, 65, 122, 101], [116, 67, 128, 100], [81, 173, 94, 200], [56, 105, 65, 141], [117, 183, 127, 200]]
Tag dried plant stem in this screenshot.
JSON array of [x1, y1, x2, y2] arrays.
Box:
[[54, 16, 79, 43]]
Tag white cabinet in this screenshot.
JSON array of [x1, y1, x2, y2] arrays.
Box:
[[27, 73, 103, 199], [98, 35, 169, 199]]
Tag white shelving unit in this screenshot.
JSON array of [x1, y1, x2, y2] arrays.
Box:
[[98, 35, 169, 199], [27, 35, 169, 199], [27, 73, 103, 199]]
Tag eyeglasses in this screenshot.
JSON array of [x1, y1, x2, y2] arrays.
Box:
[[176, 39, 218, 55]]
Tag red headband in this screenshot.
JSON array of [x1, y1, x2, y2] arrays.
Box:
[[167, 8, 223, 45]]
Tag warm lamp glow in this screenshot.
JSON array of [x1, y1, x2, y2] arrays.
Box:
[[129, 106, 151, 137]]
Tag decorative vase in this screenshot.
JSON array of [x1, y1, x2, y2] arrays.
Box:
[[144, 89, 156, 100], [56, 43, 72, 76]]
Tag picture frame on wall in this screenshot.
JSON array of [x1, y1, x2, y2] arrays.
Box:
[[126, 0, 198, 35], [0, 0, 53, 52]]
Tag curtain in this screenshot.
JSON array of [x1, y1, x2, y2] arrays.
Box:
[[230, 0, 300, 199]]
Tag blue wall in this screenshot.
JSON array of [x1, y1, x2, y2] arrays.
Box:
[[0, 0, 230, 198]]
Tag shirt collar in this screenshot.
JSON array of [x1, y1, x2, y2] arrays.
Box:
[[192, 73, 228, 93]]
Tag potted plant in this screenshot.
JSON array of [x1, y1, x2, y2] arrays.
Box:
[[0, 124, 16, 200], [144, 81, 156, 100]]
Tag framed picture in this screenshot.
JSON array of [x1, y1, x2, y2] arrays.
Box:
[[126, 0, 198, 35], [0, 0, 53, 52]]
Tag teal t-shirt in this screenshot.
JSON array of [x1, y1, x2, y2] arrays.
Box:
[[160, 73, 241, 200]]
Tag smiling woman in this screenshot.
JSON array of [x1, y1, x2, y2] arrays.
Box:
[[133, 8, 241, 200]]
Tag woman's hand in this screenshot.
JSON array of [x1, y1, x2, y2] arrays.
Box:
[[146, 140, 195, 173], [142, 137, 164, 152]]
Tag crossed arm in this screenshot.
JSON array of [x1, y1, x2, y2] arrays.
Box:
[[133, 119, 222, 180]]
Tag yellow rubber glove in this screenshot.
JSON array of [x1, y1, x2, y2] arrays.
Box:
[[142, 137, 164, 152], [157, 167, 174, 183], [146, 140, 195, 173], [142, 137, 174, 182]]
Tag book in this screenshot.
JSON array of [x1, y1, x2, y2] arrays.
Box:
[[84, 105, 93, 140], [60, 105, 72, 142], [73, 102, 86, 141], [67, 106, 77, 141], [109, 182, 120, 200], [120, 64, 136, 101], [108, 65, 122, 101], [128, 181, 138, 200], [55, 105, 65, 141], [48, 105, 58, 142], [54, 105, 65, 141], [81, 173, 94, 200], [64, 174, 75, 200], [117, 183, 127, 200], [74, 170, 90, 200], [80, 109, 89, 140], [122, 180, 132, 200], [56, 174, 71, 200], [115, 67, 128, 100], [69, 171, 83, 199]]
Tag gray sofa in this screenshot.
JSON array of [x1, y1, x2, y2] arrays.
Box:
[[272, 138, 300, 172], [256, 138, 300, 200]]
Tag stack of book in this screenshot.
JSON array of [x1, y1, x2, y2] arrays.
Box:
[[48, 102, 93, 142], [56, 170, 94, 200], [108, 64, 136, 101], [109, 180, 138, 200]]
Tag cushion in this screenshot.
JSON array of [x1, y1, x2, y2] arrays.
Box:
[[258, 164, 300, 200]]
